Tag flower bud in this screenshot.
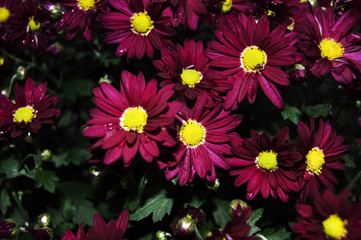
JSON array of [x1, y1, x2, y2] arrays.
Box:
[[0, 55, 6, 66], [206, 178, 220, 191], [355, 100, 361, 109], [288, 64, 306, 83], [176, 217, 195, 237], [41, 150, 52, 161], [27, 227, 53, 240], [156, 230, 171, 240], [24, 132, 33, 143], [37, 213, 51, 227], [89, 166, 102, 179], [228, 199, 248, 218], [16, 66, 27, 80], [99, 75, 112, 84], [0, 219, 19, 239]]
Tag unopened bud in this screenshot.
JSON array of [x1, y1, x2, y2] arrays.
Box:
[[206, 178, 220, 191], [156, 231, 171, 240], [89, 166, 102, 179], [228, 199, 248, 218], [0, 219, 19, 239], [176, 217, 195, 237], [37, 213, 51, 227], [27, 227, 53, 240], [48, 4, 63, 19], [288, 64, 306, 83], [24, 132, 33, 143], [99, 75, 111, 84], [355, 100, 361, 109], [41, 149, 52, 161], [16, 66, 27, 80]]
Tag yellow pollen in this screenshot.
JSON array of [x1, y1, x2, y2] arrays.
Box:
[[267, 10, 275, 17], [0, 56, 5, 65], [179, 119, 206, 148], [319, 38, 344, 60], [240, 46, 267, 73], [131, 12, 154, 35], [78, 0, 95, 10], [180, 69, 202, 88], [305, 147, 325, 176], [256, 150, 278, 171], [0, 7, 10, 23], [13, 106, 35, 124], [29, 17, 41, 31], [322, 214, 347, 239], [120, 106, 148, 133], [215, 0, 232, 14], [287, 18, 294, 31]]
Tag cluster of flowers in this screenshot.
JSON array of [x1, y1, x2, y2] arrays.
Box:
[[1, 0, 361, 239]]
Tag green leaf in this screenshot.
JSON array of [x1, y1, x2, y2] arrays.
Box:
[[343, 154, 355, 168], [0, 189, 10, 214], [58, 111, 71, 128], [35, 169, 59, 193], [123, 192, 141, 212], [247, 208, 263, 235], [0, 158, 26, 178], [63, 80, 94, 101], [212, 199, 231, 228], [54, 222, 74, 238], [73, 199, 98, 226], [258, 228, 291, 240], [281, 104, 301, 124], [62, 198, 74, 221], [304, 104, 331, 118], [130, 189, 173, 222]]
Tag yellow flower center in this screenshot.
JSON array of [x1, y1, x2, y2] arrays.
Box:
[[120, 106, 148, 133], [180, 69, 202, 88], [256, 150, 278, 171], [267, 9, 275, 17], [322, 214, 347, 239], [78, 0, 95, 10], [215, 0, 232, 14], [319, 38, 344, 60], [179, 119, 206, 148], [240, 46, 267, 73], [29, 17, 41, 31], [305, 147, 325, 176], [0, 7, 10, 23], [0, 56, 5, 66], [13, 106, 35, 124], [287, 18, 294, 31], [131, 12, 154, 35]]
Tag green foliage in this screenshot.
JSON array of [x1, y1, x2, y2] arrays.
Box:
[[247, 208, 264, 235], [35, 169, 59, 193], [130, 189, 174, 222], [212, 199, 231, 228], [258, 228, 292, 240], [303, 104, 332, 118], [281, 104, 302, 124], [0, 189, 10, 214]]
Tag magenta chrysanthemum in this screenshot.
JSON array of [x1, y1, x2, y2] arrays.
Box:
[[292, 188, 361, 240], [98, 0, 176, 59], [0, 78, 60, 137], [86, 210, 129, 240], [296, 118, 349, 203], [83, 70, 180, 167], [206, 13, 298, 109], [61, 223, 85, 240], [57, 0, 107, 40], [168, 0, 206, 31], [296, 6, 361, 84], [230, 127, 302, 202], [153, 39, 231, 105], [158, 93, 243, 185]]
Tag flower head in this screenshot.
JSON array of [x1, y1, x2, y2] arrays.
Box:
[[158, 93, 243, 185], [296, 118, 349, 202], [0, 219, 19, 239], [153, 39, 231, 105], [57, 0, 108, 40], [206, 13, 298, 109], [292, 188, 361, 240], [230, 127, 302, 202], [83, 70, 179, 167], [98, 0, 176, 59], [0, 78, 60, 137], [86, 210, 129, 240], [168, 0, 206, 30], [296, 6, 361, 84]]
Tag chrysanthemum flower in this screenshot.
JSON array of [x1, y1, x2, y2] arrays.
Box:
[[0, 78, 60, 138], [98, 0, 176, 59], [86, 210, 129, 240], [229, 127, 302, 202], [153, 39, 231, 105], [83, 71, 179, 167], [204, 0, 255, 29], [296, 6, 361, 84], [168, 0, 206, 31], [292, 188, 361, 240], [296, 118, 349, 203], [57, 0, 108, 40], [206, 13, 298, 109], [0, 0, 21, 42], [157, 93, 243, 185], [206, 204, 257, 240], [61, 223, 85, 240], [7, 0, 56, 49]]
